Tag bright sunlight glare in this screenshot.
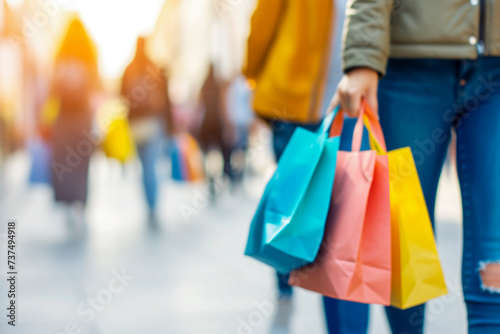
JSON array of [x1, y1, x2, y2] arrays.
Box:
[[65, 0, 165, 79]]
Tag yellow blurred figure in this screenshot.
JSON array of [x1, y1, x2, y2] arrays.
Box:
[[55, 18, 98, 80], [49, 17, 101, 229], [243, 0, 333, 124]]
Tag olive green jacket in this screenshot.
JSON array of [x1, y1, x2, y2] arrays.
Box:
[[343, 0, 500, 75]]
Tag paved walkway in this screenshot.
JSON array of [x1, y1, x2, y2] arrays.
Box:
[[0, 151, 466, 334]]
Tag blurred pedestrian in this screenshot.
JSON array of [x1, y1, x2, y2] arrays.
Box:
[[332, 1, 500, 333], [198, 64, 235, 197], [121, 36, 171, 227], [49, 18, 101, 231], [224, 75, 254, 188], [243, 0, 336, 331]]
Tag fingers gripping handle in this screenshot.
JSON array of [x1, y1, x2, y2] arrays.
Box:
[[327, 100, 387, 153], [362, 101, 387, 153]]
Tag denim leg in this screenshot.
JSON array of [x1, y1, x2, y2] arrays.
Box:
[[271, 121, 295, 162], [466, 302, 500, 333], [276, 272, 292, 297], [323, 297, 369, 334], [454, 57, 500, 333], [378, 58, 458, 334], [378, 59, 457, 219], [137, 137, 161, 211]]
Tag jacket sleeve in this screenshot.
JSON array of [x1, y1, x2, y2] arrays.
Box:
[[342, 0, 394, 76], [242, 0, 286, 81]]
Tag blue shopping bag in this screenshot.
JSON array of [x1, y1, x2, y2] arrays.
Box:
[[245, 108, 341, 273], [28, 138, 52, 185], [171, 138, 185, 181]]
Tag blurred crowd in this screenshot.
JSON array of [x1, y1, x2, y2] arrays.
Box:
[[0, 2, 350, 330], [0, 0, 259, 230], [1, 0, 485, 333]]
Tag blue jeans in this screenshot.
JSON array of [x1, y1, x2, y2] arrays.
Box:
[[137, 135, 162, 211], [271, 118, 371, 333], [378, 57, 500, 334]]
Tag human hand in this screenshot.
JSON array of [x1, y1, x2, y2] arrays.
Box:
[[330, 67, 379, 117]]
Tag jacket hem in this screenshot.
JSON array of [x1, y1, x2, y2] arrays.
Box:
[[389, 44, 478, 59]]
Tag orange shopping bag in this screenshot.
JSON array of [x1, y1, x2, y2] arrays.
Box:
[[183, 134, 205, 181], [290, 106, 392, 305]]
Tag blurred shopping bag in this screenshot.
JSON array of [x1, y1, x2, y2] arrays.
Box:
[[184, 134, 205, 181], [362, 104, 447, 309], [30, 97, 59, 185], [171, 133, 205, 182], [39, 97, 61, 141], [245, 108, 340, 273], [102, 116, 135, 163], [289, 105, 392, 305], [28, 138, 52, 185], [171, 138, 185, 181]]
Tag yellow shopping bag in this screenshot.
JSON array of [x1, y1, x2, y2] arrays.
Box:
[[98, 98, 135, 163], [41, 97, 61, 127], [363, 102, 448, 309], [38, 97, 61, 141], [102, 117, 135, 163]]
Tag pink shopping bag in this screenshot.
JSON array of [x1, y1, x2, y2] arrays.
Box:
[[290, 106, 392, 305]]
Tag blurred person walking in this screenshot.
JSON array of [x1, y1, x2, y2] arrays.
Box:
[[121, 37, 171, 227], [243, 0, 343, 332], [223, 75, 254, 188], [332, 1, 500, 333], [49, 18, 101, 232], [198, 64, 235, 197]]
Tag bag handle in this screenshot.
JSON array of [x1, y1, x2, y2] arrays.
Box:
[[327, 103, 364, 152], [362, 101, 387, 154], [328, 99, 387, 153], [316, 104, 340, 135]]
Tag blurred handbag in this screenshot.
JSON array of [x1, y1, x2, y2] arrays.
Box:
[[28, 138, 52, 185], [245, 108, 340, 273], [171, 133, 205, 182], [171, 137, 186, 181], [102, 116, 135, 163], [184, 134, 205, 181], [39, 97, 61, 141], [290, 105, 392, 305], [362, 103, 448, 309]]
